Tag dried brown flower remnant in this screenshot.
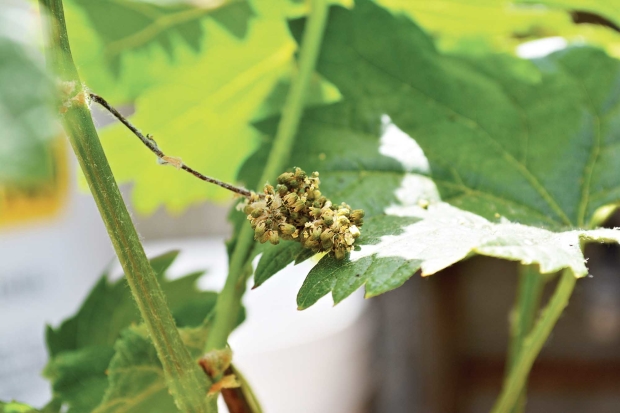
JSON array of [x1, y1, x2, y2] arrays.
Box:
[[242, 167, 364, 259]]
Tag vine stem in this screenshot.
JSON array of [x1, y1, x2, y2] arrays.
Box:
[[505, 265, 548, 413], [203, 0, 330, 352], [39, 1, 214, 412], [491, 270, 576, 413]]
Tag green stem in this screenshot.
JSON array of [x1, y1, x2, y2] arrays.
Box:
[[505, 265, 547, 413], [204, 0, 330, 351], [491, 270, 576, 413], [39, 1, 213, 412]]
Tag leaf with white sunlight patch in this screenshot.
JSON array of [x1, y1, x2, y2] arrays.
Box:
[[242, 1, 620, 308], [292, 0, 620, 229], [297, 176, 620, 309], [238, 99, 429, 287]]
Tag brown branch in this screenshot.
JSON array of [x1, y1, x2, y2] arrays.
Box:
[[221, 366, 258, 413], [89, 92, 256, 198]]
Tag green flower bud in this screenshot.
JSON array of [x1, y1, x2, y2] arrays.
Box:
[[304, 238, 319, 250], [350, 209, 365, 224], [280, 223, 296, 236], [310, 207, 322, 218], [268, 231, 280, 245], [294, 168, 307, 179], [254, 222, 266, 238], [277, 172, 294, 185], [320, 228, 334, 242], [312, 227, 322, 240], [251, 208, 265, 218], [283, 192, 298, 205], [335, 247, 346, 260], [259, 231, 270, 244]]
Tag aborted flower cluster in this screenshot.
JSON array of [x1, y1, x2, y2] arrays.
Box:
[[242, 168, 364, 259]]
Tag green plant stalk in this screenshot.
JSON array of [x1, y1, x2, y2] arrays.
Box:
[[491, 270, 576, 413], [39, 1, 213, 411], [505, 265, 547, 413], [204, 0, 330, 352]]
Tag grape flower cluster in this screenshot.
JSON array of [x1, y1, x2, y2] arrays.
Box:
[[241, 168, 364, 259]]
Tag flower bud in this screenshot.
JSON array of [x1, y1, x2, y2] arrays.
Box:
[[321, 237, 334, 250], [280, 224, 296, 236], [294, 168, 306, 179], [283, 192, 298, 205], [335, 247, 346, 260], [320, 228, 334, 242], [312, 227, 322, 240], [259, 231, 270, 243], [277, 172, 294, 185], [254, 222, 266, 238], [268, 231, 280, 245], [344, 232, 355, 246], [350, 209, 365, 225]]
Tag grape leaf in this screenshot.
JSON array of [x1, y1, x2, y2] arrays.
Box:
[[67, 0, 253, 75], [97, 17, 296, 214], [377, 0, 620, 55], [92, 324, 209, 413], [238, 98, 426, 286], [0, 5, 58, 186], [296, 0, 620, 229], [44, 251, 217, 413], [241, 1, 620, 306], [297, 179, 620, 308]]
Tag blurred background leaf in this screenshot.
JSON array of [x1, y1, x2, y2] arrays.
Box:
[[376, 0, 620, 56], [0, 3, 58, 188], [44, 252, 218, 413]]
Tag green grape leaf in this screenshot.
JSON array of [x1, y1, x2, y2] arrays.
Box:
[[242, 0, 620, 306], [238, 98, 419, 286], [253, 241, 304, 288], [0, 6, 58, 186], [98, 18, 296, 214], [377, 0, 620, 55], [297, 0, 620, 229], [92, 324, 209, 413], [68, 0, 253, 75], [44, 251, 217, 413], [297, 182, 620, 308]]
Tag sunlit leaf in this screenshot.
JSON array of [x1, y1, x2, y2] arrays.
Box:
[[68, 0, 253, 75], [0, 5, 57, 186], [243, 0, 620, 306], [377, 0, 620, 55], [300, 0, 620, 229]]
